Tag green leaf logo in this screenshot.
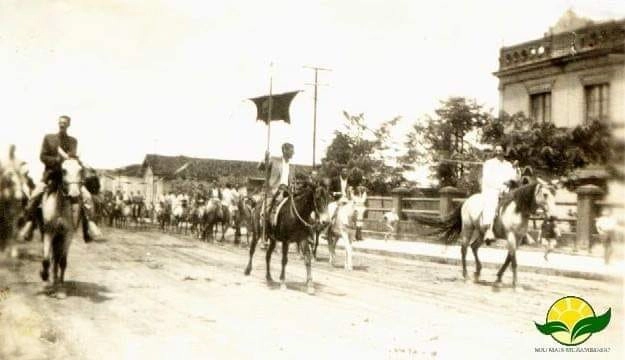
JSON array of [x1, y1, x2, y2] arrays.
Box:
[[570, 309, 611, 343], [535, 296, 611, 346], [535, 321, 569, 335]]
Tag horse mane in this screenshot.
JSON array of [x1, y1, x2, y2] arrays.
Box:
[[500, 182, 538, 215]]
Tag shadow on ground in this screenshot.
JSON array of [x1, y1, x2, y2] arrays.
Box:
[[35, 281, 113, 303]]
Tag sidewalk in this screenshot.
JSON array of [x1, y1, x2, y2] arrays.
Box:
[[323, 236, 624, 281]]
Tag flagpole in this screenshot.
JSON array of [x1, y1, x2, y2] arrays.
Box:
[[262, 63, 274, 246]]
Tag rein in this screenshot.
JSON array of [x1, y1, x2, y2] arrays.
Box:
[[287, 187, 325, 230]]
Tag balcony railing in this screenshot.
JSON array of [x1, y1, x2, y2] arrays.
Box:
[[498, 20, 625, 71]]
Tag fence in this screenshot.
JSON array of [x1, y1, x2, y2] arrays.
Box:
[[361, 184, 623, 250]]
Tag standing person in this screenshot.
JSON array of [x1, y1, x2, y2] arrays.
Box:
[[596, 208, 617, 265], [481, 145, 517, 244], [18, 115, 101, 242], [383, 207, 399, 241], [352, 185, 368, 241], [537, 216, 561, 261]]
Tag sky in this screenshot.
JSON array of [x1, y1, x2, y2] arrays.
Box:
[[1, 0, 624, 179]]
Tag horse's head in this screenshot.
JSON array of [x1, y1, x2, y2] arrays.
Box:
[[534, 182, 557, 218], [311, 183, 331, 227], [61, 158, 83, 199]]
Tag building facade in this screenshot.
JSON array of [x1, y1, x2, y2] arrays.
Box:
[[494, 12, 624, 139]]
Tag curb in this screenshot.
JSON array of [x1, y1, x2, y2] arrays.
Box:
[[328, 242, 622, 282]]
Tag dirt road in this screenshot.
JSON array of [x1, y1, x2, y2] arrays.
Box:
[[1, 227, 622, 359]]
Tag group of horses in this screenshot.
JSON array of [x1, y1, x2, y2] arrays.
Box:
[[1, 144, 559, 297], [98, 194, 256, 244]]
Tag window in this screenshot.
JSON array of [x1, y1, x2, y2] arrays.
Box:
[[530, 92, 551, 123], [585, 84, 609, 123]]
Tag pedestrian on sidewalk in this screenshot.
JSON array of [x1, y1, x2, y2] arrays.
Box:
[[383, 208, 399, 241], [596, 207, 617, 265], [537, 216, 561, 261]]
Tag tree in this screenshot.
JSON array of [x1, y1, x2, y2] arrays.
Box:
[[320, 112, 404, 194], [402, 97, 489, 192], [481, 111, 619, 179]]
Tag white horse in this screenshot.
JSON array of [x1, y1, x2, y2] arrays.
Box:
[[416, 181, 557, 288], [326, 197, 366, 271], [40, 158, 84, 296]]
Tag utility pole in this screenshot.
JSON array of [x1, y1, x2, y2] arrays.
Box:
[[304, 65, 331, 168]]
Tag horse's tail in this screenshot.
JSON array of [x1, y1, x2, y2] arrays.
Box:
[[414, 204, 463, 244]]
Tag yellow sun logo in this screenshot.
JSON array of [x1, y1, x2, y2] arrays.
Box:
[[535, 296, 611, 346]]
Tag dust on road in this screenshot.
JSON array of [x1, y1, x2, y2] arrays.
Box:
[[1, 227, 622, 359]]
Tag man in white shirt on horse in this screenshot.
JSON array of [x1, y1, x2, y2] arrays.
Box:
[[482, 145, 517, 244]]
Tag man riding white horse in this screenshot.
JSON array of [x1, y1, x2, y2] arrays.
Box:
[[19, 115, 101, 242], [482, 145, 517, 245]]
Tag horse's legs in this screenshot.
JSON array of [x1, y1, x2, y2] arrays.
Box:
[[469, 228, 482, 280], [460, 243, 468, 280], [279, 240, 289, 289], [344, 231, 353, 271], [508, 232, 518, 288], [59, 252, 67, 284], [302, 239, 314, 295], [312, 231, 319, 261], [265, 238, 276, 283], [221, 220, 228, 242], [41, 232, 52, 282], [470, 235, 482, 281], [496, 253, 512, 284], [328, 230, 336, 266]]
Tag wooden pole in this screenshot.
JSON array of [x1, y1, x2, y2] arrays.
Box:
[[262, 64, 274, 245]]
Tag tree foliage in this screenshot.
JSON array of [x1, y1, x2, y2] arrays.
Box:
[[402, 97, 489, 193], [481, 111, 619, 177], [320, 112, 404, 194]]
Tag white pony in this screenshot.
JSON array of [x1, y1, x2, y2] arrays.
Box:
[[326, 191, 367, 271]]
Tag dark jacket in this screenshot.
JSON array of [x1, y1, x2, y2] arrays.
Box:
[[40, 133, 78, 172]]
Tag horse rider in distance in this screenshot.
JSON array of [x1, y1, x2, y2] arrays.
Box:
[[481, 145, 517, 245], [19, 115, 101, 243]]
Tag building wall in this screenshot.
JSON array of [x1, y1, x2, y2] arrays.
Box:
[[500, 60, 624, 131]]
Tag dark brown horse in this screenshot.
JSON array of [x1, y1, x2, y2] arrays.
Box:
[[234, 196, 254, 245], [244, 182, 331, 294]]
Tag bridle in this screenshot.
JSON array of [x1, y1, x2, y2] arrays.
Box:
[[288, 185, 329, 231]]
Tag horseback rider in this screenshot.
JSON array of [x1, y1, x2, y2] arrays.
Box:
[[259, 142, 294, 225], [19, 115, 101, 242], [482, 145, 517, 244]]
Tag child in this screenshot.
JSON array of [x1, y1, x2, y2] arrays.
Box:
[[383, 208, 399, 241], [537, 216, 560, 261], [595, 208, 617, 265]]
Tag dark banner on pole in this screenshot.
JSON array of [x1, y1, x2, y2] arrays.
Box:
[[249, 91, 300, 124]]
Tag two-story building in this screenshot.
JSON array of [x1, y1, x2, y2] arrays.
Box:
[[494, 10, 625, 204], [495, 10, 624, 136]]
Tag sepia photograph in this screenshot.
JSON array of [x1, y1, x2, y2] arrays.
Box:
[[0, 0, 624, 359]]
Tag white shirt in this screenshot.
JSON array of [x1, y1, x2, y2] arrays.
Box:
[[340, 177, 348, 196], [280, 159, 290, 187], [221, 188, 234, 206], [481, 157, 516, 193]]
